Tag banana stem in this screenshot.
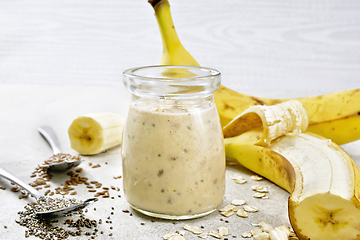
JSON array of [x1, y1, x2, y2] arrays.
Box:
[[150, 0, 182, 56]]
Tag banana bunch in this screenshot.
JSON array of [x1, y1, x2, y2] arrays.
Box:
[[224, 101, 360, 240], [149, 0, 360, 145], [68, 113, 125, 155]]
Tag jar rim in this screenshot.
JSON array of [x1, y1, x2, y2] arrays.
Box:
[[122, 65, 221, 99]]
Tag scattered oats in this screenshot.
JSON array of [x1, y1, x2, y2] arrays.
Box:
[[241, 232, 252, 238], [220, 211, 234, 217], [231, 175, 247, 184], [232, 206, 239, 211], [234, 178, 247, 184], [208, 230, 223, 239], [184, 224, 202, 234], [218, 227, 228, 236], [178, 230, 186, 236], [258, 221, 274, 233], [262, 196, 269, 199], [251, 175, 263, 181], [243, 205, 259, 213], [198, 233, 208, 238], [170, 236, 186, 240], [163, 232, 182, 240], [253, 193, 266, 198], [251, 185, 268, 193], [251, 228, 263, 236], [269, 226, 291, 240], [219, 205, 236, 212], [231, 199, 246, 206], [230, 175, 242, 180], [253, 232, 270, 240], [236, 209, 248, 218]]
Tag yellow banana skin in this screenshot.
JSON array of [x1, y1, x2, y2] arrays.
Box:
[[224, 131, 295, 193], [215, 85, 360, 144], [149, 0, 199, 67], [306, 113, 360, 145]]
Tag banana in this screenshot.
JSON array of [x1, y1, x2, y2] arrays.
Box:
[[306, 114, 360, 145], [149, 0, 199, 67], [215, 85, 360, 145], [68, 113, 124, 155], [224, 100, 360, 240], [215, 85, 360, 126], [149, 0, 360, 145]]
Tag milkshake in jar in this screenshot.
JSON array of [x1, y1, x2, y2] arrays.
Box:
[[122, 65, 225, 220]]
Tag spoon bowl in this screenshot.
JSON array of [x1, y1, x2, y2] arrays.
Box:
[[38, 125, 82, 171], [39, 160, 82, 172]]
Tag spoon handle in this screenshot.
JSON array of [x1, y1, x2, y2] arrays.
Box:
[[0, 166, 42, 199], [38, 125, 62, 154]]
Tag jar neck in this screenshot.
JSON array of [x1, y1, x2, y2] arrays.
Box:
[[130, 94, 215, 111], [123, 66, 221, 99]]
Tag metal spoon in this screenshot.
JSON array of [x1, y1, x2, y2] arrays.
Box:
[[38, 125, 82, 171], [0, 166, 95, 217]]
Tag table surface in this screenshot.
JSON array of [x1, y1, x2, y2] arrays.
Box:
[[0, 1, 359, 239]]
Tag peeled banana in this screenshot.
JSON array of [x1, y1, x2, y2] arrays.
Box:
[[224, 100, 360, 240], [68, 113, 124, 155], [216, 85, 360, 145]]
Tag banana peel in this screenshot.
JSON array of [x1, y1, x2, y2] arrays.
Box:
[[215, 85, 360, 145], [306, 114, 360, 145], [224, 100, 360, 240]]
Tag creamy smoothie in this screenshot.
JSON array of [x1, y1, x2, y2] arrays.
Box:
[[122, 102, 225, 217]]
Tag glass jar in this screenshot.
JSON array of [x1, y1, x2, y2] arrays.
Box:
[[122, 65, 225, 220]]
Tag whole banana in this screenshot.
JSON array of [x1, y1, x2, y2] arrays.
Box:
[[150, 0, 360, 145], [224, 101, 360, 240]]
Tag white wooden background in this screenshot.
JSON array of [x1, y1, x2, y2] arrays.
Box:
[[0, 0, 359, 96], [0, 1, 359, 239]]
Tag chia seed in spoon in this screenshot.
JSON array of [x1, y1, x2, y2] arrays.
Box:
[[16, 196, 98, 239]]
